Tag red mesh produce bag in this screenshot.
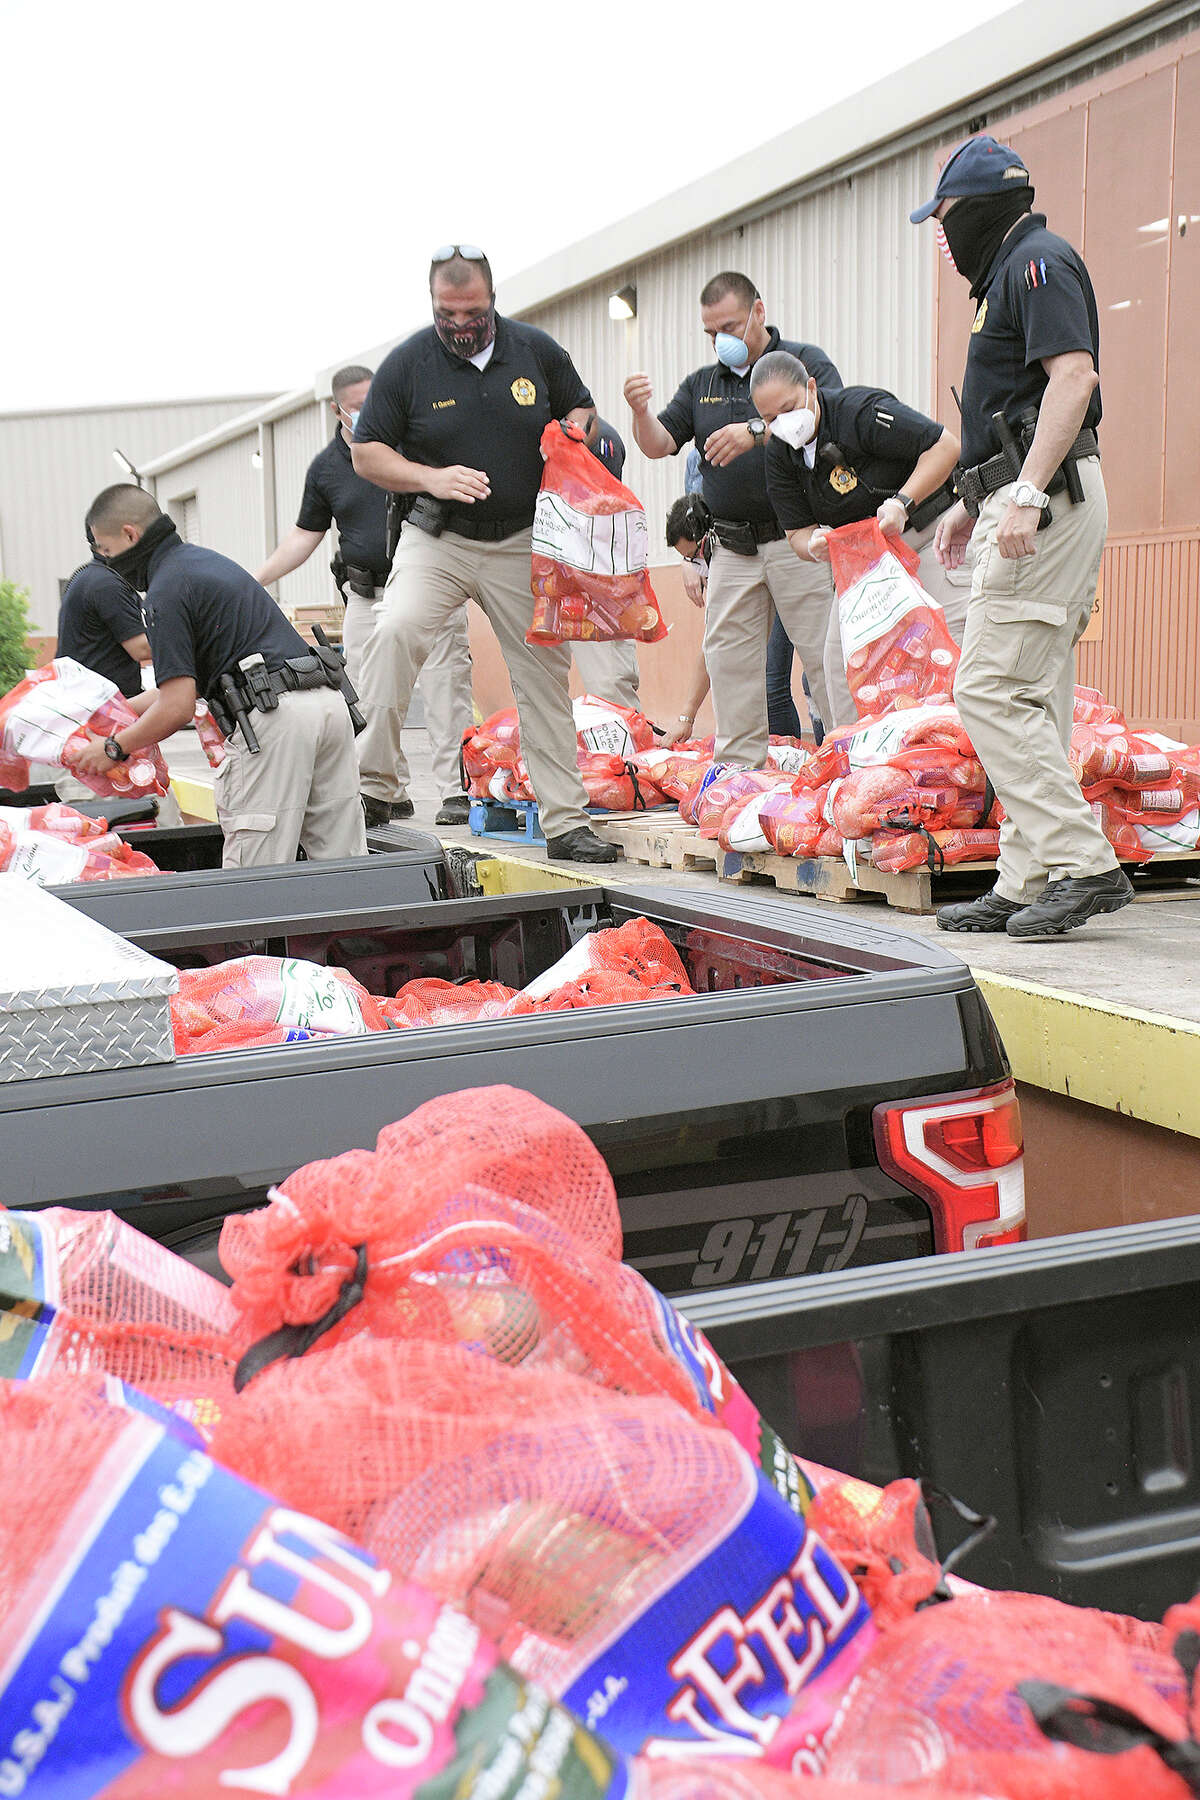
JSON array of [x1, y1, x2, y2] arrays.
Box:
[[757, 785, 827, 857], [827, 522, 960, 720], [461, 706, 529, 800], [516, 918, 692, 1003], [1071, 725, 1172, 789], [717, 780, 795, 853], [1074, 682, 1126, 727], [529, 421, 667, 646], [0, 821, 160, 883], [579, 752, 669, 811], [171, 955, 388, 1052], [820, 1586, 1189, 1795], [694, 768, 781, 837], [209, 1339, 874, 1761], [629, 746, 713, 799], [0, 657, 169, 798], [0, 1377, 635, 1800], [0, 800, 112, 841], [574, 694, 657, 759], [871, 828, 1000, 873], [830, 766, 923, 838], [382, 977, 521, 1028], [674, 761, 729, 823]]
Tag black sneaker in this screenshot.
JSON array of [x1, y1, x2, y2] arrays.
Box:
[[361, 795, 391, 829], [435, 795, 472, 825], [1006, 869, 1134, 939], [389, 799, 415, 820], [544, 825, 619, 863], [936, 890, 1024, 932]]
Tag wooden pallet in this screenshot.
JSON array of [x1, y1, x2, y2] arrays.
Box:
[[595, 815, 720, 872], [716, 845, 1200, 914]]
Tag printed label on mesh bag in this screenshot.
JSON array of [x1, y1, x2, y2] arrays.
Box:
[[532, 494, 649, 579], [562, 1462, 872, 1766], [650, 1292, 814, 1518], [0, 1411, 630, 1800], [274, 960, 369, 1036], [572, 703, 638, 760], [839, 555, 934, 658], [6, 833, 89, 886], [0, 1213, 59, 1380]]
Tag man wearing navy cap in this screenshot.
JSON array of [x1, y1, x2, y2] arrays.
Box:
[[912, 134, 1132, 940]]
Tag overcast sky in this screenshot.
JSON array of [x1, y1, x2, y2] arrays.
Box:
[[3, 0, 1016, 413]]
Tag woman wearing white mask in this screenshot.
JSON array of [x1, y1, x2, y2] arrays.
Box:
[[751, 351, 963, 729]]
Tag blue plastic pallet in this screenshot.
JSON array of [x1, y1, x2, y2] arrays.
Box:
[[468, 798, 546, 843]]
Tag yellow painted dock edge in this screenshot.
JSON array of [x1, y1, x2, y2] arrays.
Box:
[[972, 970, 1200, 1140], [171, 776, 216, 822]]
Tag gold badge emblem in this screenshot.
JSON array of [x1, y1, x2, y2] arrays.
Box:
[[971, 298, 989, 334], [829, 465, 858, 495], [511, 378, 537, 406]]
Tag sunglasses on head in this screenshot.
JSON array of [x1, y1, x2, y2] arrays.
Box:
[[431, 244, 487, 264]]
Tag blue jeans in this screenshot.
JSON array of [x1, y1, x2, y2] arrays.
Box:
[[766, 607, 825, 743]]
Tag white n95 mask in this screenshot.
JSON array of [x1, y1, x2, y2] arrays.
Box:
[[770, 407, 817, 450]]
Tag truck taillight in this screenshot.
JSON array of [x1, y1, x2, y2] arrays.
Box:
[[873, 1080, 1026, 1252]]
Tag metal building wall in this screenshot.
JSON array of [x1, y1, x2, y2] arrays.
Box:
[[154, 431, 265, 577], [270, 400, 335, 614], [0, 396, 270, 637], [521, 145, 934, 566]]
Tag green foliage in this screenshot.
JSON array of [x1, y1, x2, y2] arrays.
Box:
[[0, 579, 32, 695]]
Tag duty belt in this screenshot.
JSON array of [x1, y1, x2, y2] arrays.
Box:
[[343, 562, 389, 589], [905, 481, 957, 534], [446, 514, 532, 542], [955, 428, 1099, 516], [712, 517, 785, 555]]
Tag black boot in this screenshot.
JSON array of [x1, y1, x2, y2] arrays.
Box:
[[1006, 869, 1134, 939], [390, 799, 415, 820], [936, 890, 1024, 932], [435, 795, 471, 825], [361, 795, 391, 829], [544, 825, 619, 863]]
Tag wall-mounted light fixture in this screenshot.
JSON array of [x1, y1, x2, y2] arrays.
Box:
[[608, 284, 637, 321], [111, 447, 143, 487]]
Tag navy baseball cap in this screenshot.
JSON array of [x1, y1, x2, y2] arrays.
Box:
[[910, 135, 1031, 223]]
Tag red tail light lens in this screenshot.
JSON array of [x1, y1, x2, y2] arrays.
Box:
[[873, 1080, 1026, 1253]]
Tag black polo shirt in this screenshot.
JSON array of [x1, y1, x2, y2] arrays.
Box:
[[296, 429, 389, 573], [56, 560, 146, 698], [766, 386, 944, 532], [142, 534, 309, 707], [656, 329, 842, 524], [959, 212, 1102, 467], [591, 417, 626, 480], [353, 315, 593, 530]]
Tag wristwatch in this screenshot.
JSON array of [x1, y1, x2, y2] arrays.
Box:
[[893, 491, 914, 518], [103, 736, 129, 763], [1012, 480, 1050, 510], [746, 419, 767, 441]]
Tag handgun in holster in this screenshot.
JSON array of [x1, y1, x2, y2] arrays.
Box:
[[218, 672, 261, 754], [992, 412, 1052, 531], [238, 653, 279, 711], [385, 493, 415, 562], [1018, 405, 1085, 507], [312, 623, 367, 735]]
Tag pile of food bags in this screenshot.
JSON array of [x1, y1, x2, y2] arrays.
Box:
[[0, 799, 160, 883], [0, 657, 169, 800], [462, 695, 675, 811], [169, 918, 697, 1055], [5, 1084, 1200, 1799]]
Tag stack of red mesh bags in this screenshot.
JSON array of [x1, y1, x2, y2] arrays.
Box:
[[1071, 685, 1200, 861], [0, 657, 169, 800], [8, 1087, 1200, 1797], [169, 919, 697, 1054], [462, 695, 674, 811], [0, 799, 159, 883]]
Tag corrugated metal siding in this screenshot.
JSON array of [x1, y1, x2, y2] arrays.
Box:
[[155, 432, 264, 576], [0, 398, 269, 635], [521, 146, 935, 566], [271, 401, 333, 615], [1078, 535, 1200, 730]]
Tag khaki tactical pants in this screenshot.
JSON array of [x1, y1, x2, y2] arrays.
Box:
[[55, 767, 184, 827], [821, 516, 972, 735], [214, 685, 367, 868], [954, 457, 1117, 904], [341, 586, 474, 803], [357, 526, 590, 842], [571, 638, 641, 712], [704, 540, 836, 765]]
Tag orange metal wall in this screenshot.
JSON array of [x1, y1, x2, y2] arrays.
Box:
[[932, 30, 1200, 739]]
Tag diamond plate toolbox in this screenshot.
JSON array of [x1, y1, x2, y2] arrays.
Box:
[[0, 874, 178, 1081]]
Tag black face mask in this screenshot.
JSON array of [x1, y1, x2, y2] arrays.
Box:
[[101, 513, 180, 592], [942, 189, 1035, 297]]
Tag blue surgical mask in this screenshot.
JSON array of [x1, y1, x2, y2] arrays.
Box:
[[347, 410, 360, 430], [714, 317, 751, 370], [338, 405, 360, 432]]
